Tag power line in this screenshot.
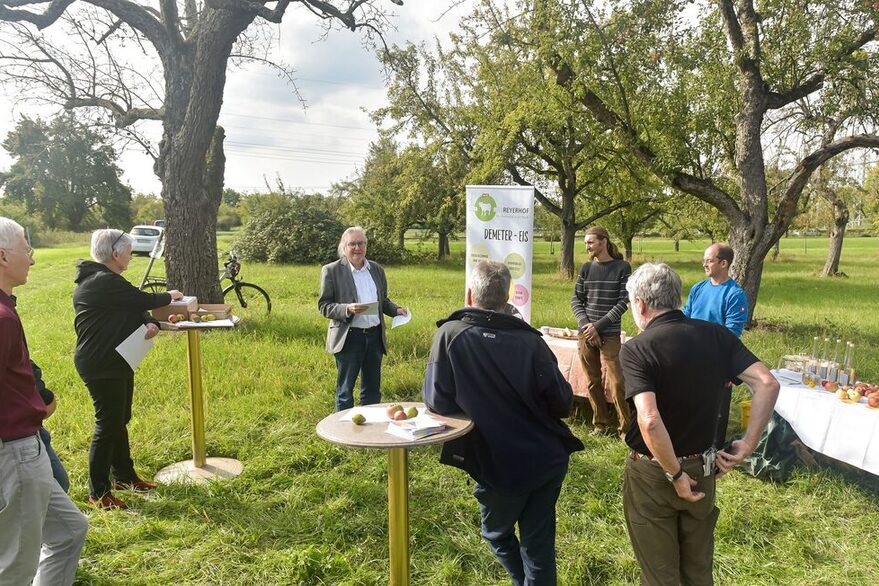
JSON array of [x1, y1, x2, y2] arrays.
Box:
[[221, 112, 377, 132], [224, 140, 366, 158]]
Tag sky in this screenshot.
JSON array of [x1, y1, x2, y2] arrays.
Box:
[[0, 1, 475, 197]]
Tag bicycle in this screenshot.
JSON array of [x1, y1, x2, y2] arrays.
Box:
[[141, 249, 272, 318]]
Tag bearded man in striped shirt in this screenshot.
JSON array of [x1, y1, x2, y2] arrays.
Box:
[[571, 226, 632, 437]]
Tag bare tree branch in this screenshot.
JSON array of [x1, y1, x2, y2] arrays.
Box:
[[773, 133, 879, 239], [766, 25, 878, 110]]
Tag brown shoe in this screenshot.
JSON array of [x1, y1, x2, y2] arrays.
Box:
[[113, 479, 158, 493], [88, 493, 128, 510]]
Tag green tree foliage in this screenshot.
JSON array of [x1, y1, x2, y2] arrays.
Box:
[[537, 0, 879, 320], [131, 194, 164, 226], [233, 193, 344, 264], [377, 4, 646, 278], [223, 188, 244, 207], [863, 163, 879, 234], [1, 115, 131, 231], [339, 137, 412, 248]]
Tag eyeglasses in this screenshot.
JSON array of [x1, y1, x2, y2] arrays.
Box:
[[1, 245, 34, 259], [347, 241, 367, 248], [111, 231, 127, 251]]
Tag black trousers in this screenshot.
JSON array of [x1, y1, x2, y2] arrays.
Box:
[[85, 374, 137, 497]]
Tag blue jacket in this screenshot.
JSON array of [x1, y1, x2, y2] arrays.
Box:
[[422, 308, 584, 492]]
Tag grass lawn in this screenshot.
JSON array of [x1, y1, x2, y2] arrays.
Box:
[[14, 235, 879, 585]]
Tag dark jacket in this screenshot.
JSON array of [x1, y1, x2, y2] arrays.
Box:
[[31, 360, 54, 406], [422, 308, 584, 492], [73, 260, 171, 381]]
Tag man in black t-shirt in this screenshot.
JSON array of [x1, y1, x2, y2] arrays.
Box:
[[619, 263, 779, 586]]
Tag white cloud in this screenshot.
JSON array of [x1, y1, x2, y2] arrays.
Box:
[[0, 1, 477, 199]]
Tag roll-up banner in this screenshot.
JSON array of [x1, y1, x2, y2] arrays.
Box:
[[465, 185, 535, 323]]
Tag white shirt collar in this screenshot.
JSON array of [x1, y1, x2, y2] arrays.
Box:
[[348, 259, 370, 273]]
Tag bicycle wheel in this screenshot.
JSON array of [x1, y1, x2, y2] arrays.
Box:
[[223, 282, 272, 319], [142, 280, 167, 294]]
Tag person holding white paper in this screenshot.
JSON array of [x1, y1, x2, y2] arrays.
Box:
[[73, 229, 182, 510], [318, 226, 408, 411]]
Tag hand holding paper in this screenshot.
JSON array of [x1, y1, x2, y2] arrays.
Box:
[[115, 324, 154, 371], [392, 309, 412, 329]]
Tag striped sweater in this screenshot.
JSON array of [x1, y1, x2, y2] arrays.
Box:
[[570, 258, 632, 336]]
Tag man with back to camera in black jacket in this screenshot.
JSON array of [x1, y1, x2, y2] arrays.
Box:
[[423, 260, 584, 586]]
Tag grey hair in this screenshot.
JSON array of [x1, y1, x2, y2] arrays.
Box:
[[0, 217, 26, 250], [91, 229, 134, 263], [626, 262, 682, 312], [470, 260, 511, 310], [337, 226, 367, 258]]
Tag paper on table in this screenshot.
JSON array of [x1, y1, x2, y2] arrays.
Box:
[[115, 324, 154, 371], [391, 310, 412, 329]]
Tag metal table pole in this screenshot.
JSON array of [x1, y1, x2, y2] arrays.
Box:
[[186, 329, 206, 467], [387, 447, 410, 585]]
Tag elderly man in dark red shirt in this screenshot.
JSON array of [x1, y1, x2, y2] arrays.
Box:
[[0, 217, 88, 585]]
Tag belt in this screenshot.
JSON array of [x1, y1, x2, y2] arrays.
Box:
[[349, 325, 379, 333], [0, 433, 39, 448], [629, 449, 703, 463]]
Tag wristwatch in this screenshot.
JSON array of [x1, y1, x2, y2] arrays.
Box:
[[664, 467, 683, 483]]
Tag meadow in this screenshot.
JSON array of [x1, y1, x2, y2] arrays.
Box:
[[16, 235, 879, 585]]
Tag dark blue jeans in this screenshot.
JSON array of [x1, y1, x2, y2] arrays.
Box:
[[473, 463, 568, 586], [38, 427, 70, 493], [334, 327, 383, 411]]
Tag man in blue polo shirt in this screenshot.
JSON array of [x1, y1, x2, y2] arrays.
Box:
[[683, 243, 748, 337], [684, 242, 750, 449]]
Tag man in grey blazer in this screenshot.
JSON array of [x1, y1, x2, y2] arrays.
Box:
[[319, 226, 408, 411]]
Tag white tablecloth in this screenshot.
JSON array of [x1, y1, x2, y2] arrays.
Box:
[[772, 372, 879, 476]]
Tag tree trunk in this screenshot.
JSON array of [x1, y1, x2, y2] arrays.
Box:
[[623, 235, 634, 261], [559, 219, 578, 279], [163, 126, 226, 303], [674, 239, 679, 252], [821, 196, 849, 277], [397, 228, 405, 250], [159, 9, 252, 303], [728, 220, 774, 329], [437, 231, 449, 260]]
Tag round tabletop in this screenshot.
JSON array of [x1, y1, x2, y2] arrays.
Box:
[[316, 402, 474, 449]]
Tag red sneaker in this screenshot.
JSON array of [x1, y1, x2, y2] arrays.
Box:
[[88, 493, 128, 510], [113, 479, 158, 493]]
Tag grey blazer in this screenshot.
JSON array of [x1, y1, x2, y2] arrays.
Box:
[[318, 257, 400, 354]]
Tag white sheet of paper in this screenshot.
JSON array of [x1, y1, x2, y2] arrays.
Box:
[[361, 302, 379, 316], [391, 311, 412, 329], [115, 324, 154, 371]]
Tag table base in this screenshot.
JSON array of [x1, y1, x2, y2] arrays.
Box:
[[155, 457, 243, 484], [388, 447, 410, 585]]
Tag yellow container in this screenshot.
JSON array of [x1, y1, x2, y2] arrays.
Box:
[[740, 400, 752, 431]]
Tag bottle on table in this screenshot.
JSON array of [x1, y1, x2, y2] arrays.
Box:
[[817, 337, 831, 379], [827, 339, 842, 382]]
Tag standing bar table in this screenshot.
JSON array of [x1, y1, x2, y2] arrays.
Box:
[[155, 319, 243, 484], [316, 402, 473, 586]]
